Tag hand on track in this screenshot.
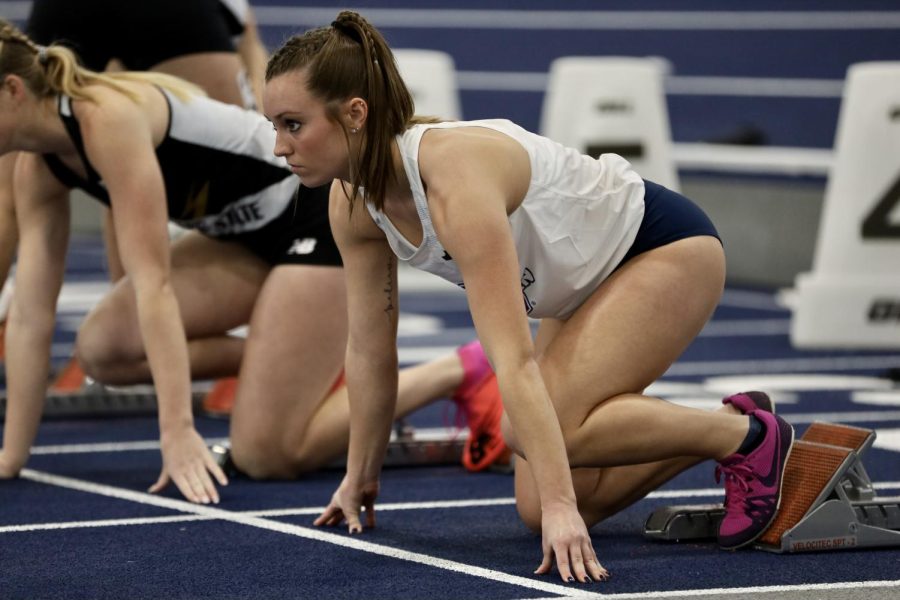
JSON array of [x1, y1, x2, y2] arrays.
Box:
[[149, 427, 228, 504], [314, 475, 379, 533], [534, 504, 609, 583]]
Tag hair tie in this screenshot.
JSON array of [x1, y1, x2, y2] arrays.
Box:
[[36, 45, 49, 65]]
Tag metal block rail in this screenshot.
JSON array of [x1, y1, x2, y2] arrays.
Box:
[[210, 426, 469, 473], [0, 383, 209, 419], [643, 422, 900, 552], [333, 424, 467, 468], [2, 386, 512, 471]]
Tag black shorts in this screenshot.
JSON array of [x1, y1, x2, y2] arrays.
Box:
[[617, 179, 721, 267], [26, 0, 242, 72], [227, 184, 343, 268]]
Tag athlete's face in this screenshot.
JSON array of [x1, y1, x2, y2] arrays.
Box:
[[264, 70, 359, 187]]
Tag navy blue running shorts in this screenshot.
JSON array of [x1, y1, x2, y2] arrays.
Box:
[[228, 183, 343, 268], [617, 179, 721, 267], [27, 0, 242, 72]]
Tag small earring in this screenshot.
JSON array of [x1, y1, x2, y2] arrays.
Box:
[[351, 128, 358, 134]]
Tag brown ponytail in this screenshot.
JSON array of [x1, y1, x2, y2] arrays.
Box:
[[266, 11, 416, 211], [0, 19, 203, 104]]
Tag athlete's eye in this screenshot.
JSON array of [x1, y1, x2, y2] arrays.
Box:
[[286, 120, 302, 133]]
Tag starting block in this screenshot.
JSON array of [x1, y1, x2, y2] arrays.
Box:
[[643, 422, 900, 552], [0, 382, 209, 419], [211, 421, 515, 473], [211, 427, 472, 472]]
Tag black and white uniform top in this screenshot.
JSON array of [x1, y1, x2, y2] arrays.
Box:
[[42, 87, 341, 266]]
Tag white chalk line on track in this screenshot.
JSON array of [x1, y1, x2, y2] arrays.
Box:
[[516, 579, 900, 600], [26, 404, 900, 459], [0, 497, 517, 534], [6, 479, 898, 536], [15, 469, 603, 599], [11, 470, 900, 599]]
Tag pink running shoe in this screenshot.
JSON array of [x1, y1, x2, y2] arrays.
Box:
[[715, 409, 794, 549], [451, 342, 509, 472], [723, 391, 774, 415], [453, 341, 492, 401]]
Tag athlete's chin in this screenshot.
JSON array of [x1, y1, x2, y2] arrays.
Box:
[[292, 169, 331, 188]]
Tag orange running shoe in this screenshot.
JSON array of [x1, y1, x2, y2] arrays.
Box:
[[451, 341, 509, 472], [201, 377, 238, 417]]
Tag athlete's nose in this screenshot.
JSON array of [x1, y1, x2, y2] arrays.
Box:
[[272, 130, 291, 158]]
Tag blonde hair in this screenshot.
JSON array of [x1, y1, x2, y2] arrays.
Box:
[[266, 11, 440, 212], [0, 19, 204, 104]]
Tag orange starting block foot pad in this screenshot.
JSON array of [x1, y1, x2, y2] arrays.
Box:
[[201, 377, 238, 418], [49, 357, 87, 393], [800, 421, 874, 452], [757, 439, 852, 548]]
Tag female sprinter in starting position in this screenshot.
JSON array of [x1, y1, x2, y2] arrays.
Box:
[[0, 21, 503, 503], [262, 11, 795, 583]]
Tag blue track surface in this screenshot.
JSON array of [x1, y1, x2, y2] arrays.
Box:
[[2, 236, 900, 599]]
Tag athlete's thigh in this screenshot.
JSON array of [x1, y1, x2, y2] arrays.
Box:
[[230, 264, 348, 438], [540, 235, 725, 431], [84, 232, 269, 348], [152, 53, 247, 107]]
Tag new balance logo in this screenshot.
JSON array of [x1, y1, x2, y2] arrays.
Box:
[[288, 238, 318, 255]]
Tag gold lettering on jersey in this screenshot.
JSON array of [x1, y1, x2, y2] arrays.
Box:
[[182, 180, 211, 220]]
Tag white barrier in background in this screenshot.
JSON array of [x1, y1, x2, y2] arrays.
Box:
[[394, 49, 462, 121], [540, 56, 679, 190], [792, 62, 900, 348]]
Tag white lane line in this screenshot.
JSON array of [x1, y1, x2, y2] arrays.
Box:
[[397, 349, 900, 373], [7, 481, 898, 536], [594, 579, 900, 599], [251, 8, 900, 30], [0, 498, 517, 534], [697, 319, 790, 337], [18, 469, 602, 599], [666, 356, 900, 376], [30, 438, 229, 455], [718, 289, 787, 312], [784, 411, 900, 425], [251, 497, 517, 518], [0, 514, 203, 533], [27, 409, 900, 460], [30, 428, 462, 456], [457, 71, 844, 98]]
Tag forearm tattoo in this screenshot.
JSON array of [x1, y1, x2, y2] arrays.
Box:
[[383, 255, 395, 320]]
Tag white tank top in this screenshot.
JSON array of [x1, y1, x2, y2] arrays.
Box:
[[366, 119, 645, 319]]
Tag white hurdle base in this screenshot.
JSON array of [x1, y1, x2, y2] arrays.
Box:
[[792, 274, 900, 348]]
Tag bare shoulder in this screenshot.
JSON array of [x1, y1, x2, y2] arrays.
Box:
[[72, 84, 158, 145], [72, 84, 139, 122], [417, 126, 530, 208], [327, 180, 385, 244]]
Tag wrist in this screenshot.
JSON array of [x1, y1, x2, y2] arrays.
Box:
[[541, 496, 578, 512], [159, 417, 195, 438], [0, 448, 28, 475]]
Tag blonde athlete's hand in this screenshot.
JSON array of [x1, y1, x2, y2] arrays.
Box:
[[149, 426, 228, 504], [314, 475, 379, 533], [0, 449, 23, 478], [535, 504, 609, 583]]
